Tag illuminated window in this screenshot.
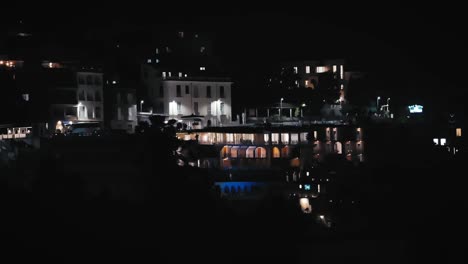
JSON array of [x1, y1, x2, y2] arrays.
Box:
[[316, 66, 327, 73], [220, 103, 225, 114], [281, 133, 289, 144], [440, 138, 446, 146], [162, 72, 166, 78], [147, 59, 152, 63], [340, 84, 344, 90], [22, 94, 29, 101], [168, 72, 172, 77], [293, 67, 298, 74], [333, 65, 337, 73], [305, 80, 309, 86], [314, 130, 317, 139], [433, 138, 439, 145], [273, 147, 280, 158], [179, 72, 182, 77], [264, 133, 269, 143], [155, 48, 159, 54], [271, 133, 279, 144], [305, 66, 310, 74], [340, 65, 344, 79], [200, 67, 206, 71], [178, 31, 184, 38], [255, 147, 267, 158], [200, 46, 205, 53], [226, 133, 234, 143], [456, 128, 462, 137]]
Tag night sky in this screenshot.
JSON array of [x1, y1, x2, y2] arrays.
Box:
[[2, 4, 467, 115]]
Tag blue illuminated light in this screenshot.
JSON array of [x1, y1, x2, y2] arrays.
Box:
[[304, 184, 311, 190]]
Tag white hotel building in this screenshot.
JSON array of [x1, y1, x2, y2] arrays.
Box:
[[142, 64, 232, 127]]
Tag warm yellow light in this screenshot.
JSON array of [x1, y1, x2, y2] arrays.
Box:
[[456, 128, 462, 137]]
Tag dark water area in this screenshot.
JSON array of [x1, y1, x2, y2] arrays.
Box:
[[1, 134, 467, 262]]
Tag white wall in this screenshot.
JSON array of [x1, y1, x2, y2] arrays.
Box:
[[155, 79, 232, 125], [77, 72, 104, 122]]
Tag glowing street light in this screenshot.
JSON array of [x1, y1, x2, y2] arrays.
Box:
[[280, 98, 284, 120], [140, 100, 144, 112]]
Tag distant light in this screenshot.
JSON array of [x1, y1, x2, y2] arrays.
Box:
[[68, 121, 73, 125], [408, 104, 423, 113], [155, 59, 159, 63], [433, 138, 439, 145], [319, 215, 325, 220], [112, 81, 117, 84], [184, 74, 187, 77], [317, 184, 321, 193], [147, 59, 152, 63], [304, 184, 311, 190], [440, 138, 446, 146], [49, 62, 53, 68], [141, 100, 144, 104], [377, 96, 381, 100], [281, 98, 284, 101], [306, 171, 309, 176], [299, 184, 302, 189], [302, 103, 306, 107], [329, 200, 333, 203], [0, 61, 3, 65], [200, 67, 206, 71]]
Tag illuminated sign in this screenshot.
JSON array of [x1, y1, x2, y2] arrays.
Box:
[[408, 104, 423, 113], [304, 184, 311, 190]]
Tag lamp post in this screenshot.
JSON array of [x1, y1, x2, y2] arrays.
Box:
[[376, 96, 381, 113], [301, 103, 306, 118], [140, 100, 144, 112], [280, 98, 284, 120]]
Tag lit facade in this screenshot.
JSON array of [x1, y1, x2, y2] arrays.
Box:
[[142, 63, 232, 127], [176, 126, 365, 170]]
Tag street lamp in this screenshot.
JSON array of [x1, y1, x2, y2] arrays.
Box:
[[301, 103, 306, 118], [376, 96, 381, 113], [280, 98, 284, 120], [140, 100, 144, 112]]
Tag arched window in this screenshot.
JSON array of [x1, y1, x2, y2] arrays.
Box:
[[221, 146, 230, 158], [273, 147, 280, 158], [255, 147, 267, 158], [230, 146, 239, 158], [246, 147, 256, 158]]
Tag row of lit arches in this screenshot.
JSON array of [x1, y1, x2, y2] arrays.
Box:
[[221, 146, 291, 159]]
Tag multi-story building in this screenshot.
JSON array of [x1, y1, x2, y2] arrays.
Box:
[[140, 31, 233, 127], [105, 78, 138, 133], [142, 63, 232, 127]]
